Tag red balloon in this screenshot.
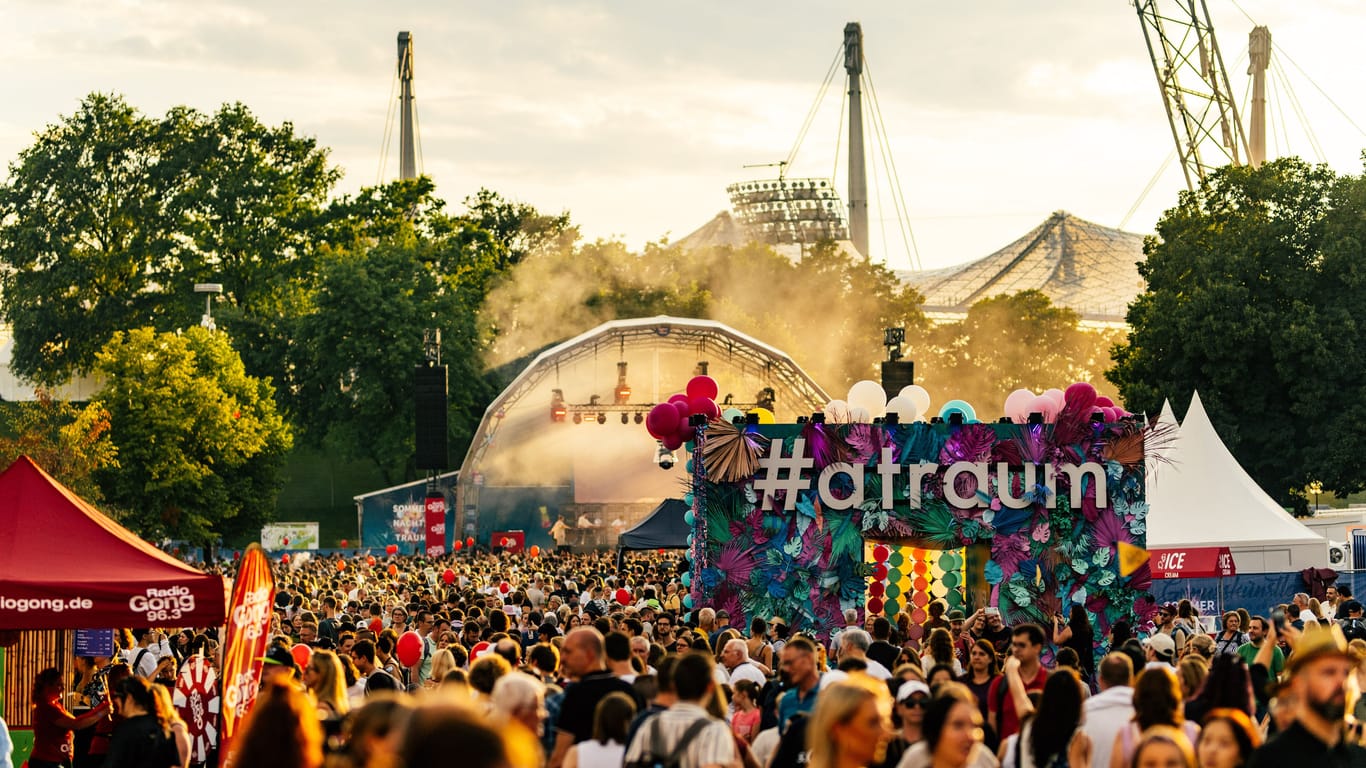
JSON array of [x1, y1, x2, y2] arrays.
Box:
[[686, 375, 719, 400], [499, 582, 510, 594], [290, 643, 311, 668], [529, 545, 540, 558], [1095, 396, 1115, 408], [868, 581, 886, 598], [468, 641, 492, 663], [281, 553, 290, 564], [388, 564, 398, 576], [466, 537, 475, 548], [615, 588, 632, 605], [647, 403, 681, 439], [336, 560, 346, 572], [453, 541, 463, 552], [868, 597, 885, 615], [872, 563, 889, 581], [667, 393, 690, 406], [687, 396, 719, 420], [671, 399, 691, 422], [1064, 382, 1098, 411], [366, 555, 377, 566], [340, 539, 349, 549], [396, 631, 423, 667], [233, 551, 241, 560], [662, 434, 684, 452], [385, 544, 398, 556], [442, 568, 456, 585], [282, 537, 289, 547], [872, 545, 890, 563]]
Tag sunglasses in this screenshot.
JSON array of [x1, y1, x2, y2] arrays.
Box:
[[902, 696, 930, 709]]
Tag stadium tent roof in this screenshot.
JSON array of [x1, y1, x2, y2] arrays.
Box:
[[618, 499, 691, 551], [0, 455, 228, 629], [1146, 391, 1326, 573], [899, 211, 1145, 324]]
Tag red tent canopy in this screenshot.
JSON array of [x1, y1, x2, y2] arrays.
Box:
[[0, 456, 228, 630], [1148, 547, 1237, 580]]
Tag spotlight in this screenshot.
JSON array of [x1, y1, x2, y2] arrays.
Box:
[[621, 413, 630, 425], [948, 413, 964, 426], [572, 413, 582, 424], [597, 413, 607, 425], [811, 413, 826, 424], [884, 413, 900, 425], [655, 442, 676, 470], [634, 412, 644, 424]]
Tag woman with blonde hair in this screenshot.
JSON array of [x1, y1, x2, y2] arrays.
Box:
[[302, 649, 350, 721], [428, 648, 458, 689], [806, 674, 893, 768], [150, 683, 192, 767], [1129, 725, 1196, 768]]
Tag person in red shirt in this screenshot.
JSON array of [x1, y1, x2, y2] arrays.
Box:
[[986, 623, 1048, 742], [30, 667, 111, 768]]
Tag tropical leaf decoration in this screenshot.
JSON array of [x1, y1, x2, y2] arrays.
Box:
[[940, 423, 997, 464], [901, 424, 946, 464], [714, 541, 759, 586], [800, 422, 851, 471], [844, 424, 894, 464], [701, 420, 771, 483], [1010, 424, 1051, 465], [907, 499, 961, 548]]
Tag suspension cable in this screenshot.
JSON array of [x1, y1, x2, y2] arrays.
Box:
[[863, 55, 923, 270], [376, 70, 399, 185], [786, 45, 844, 171]]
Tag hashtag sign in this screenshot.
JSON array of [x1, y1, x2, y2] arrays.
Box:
[[753, 438, 815, 511]]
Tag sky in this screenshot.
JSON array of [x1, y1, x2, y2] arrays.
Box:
[[3, 0, 1364, 272]]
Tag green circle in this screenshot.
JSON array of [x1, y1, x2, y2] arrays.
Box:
[[939, 552, 960, 569], [886, 582, 902, 599], [889, 552, 904, 567], [941, 572, 959, 589], [947, 591, 964, 608]]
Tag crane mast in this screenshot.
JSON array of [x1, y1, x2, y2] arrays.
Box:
[[1135, 0, 1249, 191]]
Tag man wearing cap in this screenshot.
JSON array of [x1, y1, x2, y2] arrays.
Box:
[[1141, 633, 1176, 669], [1247, 624, 1366, 765], [1337, 600, 1366, 642], [259, 645, 299, 686], [1237, 616, 1286, 680], [707, 609, 733, 651]]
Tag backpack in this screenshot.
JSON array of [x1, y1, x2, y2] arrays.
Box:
[[625, 715, 712, 768]]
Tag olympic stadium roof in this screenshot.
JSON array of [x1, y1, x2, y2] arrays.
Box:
[[898, 212, 1146, 325]]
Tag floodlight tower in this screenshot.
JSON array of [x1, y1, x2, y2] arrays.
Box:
[[398, 31, 417, 180], [844, 22, 869, 259], [1247, 26, 1271, 167]]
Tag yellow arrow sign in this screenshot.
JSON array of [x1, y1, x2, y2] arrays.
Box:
[[1118, 541, 1149, 577]]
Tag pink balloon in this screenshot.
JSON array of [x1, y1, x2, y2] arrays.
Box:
[[1029, 395, 1060, 423], [671, 399, 691, 422], [662, 435, 684, 452], [1101, 406, 1119, 421], [1095, 396, 1115, 408], [1043, 388, 1066, 408], [686, 375, 719, 400], [647, 403, 680, 438], [668, 393, 690, 406], [1003, 389, 1035, 423], [1064, 382, 1098, 411], [688, 396, 720, 420]]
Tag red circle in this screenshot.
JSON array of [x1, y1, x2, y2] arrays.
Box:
[[872, 563, 889, 580], [913, 576, 929, 592], [912, 592, 929, 607], [868, 581, 886, 597], [913, 560, 929, 575], [366, 555, 376, 566], [911, 608, 927, 623], [873, 545, 890, 562], [868, 597, 885, 614]]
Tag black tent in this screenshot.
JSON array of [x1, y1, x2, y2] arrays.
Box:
[[618, 498, 691, 552]]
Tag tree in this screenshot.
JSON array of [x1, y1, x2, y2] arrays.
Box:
[[916, 290, 1122, 415], [92, 327, 293, 543], [1108, 157, 1366, 511], [292, 222, 504, 485], [0, 391, 118, 502], [0, 94, 340, 388]]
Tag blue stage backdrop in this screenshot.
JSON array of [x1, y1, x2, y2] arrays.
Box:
[[1149, 571, 1307, 617]]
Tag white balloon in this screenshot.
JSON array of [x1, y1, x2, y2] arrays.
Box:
[[885, 396, 920, 422], [849, 406, 872, 424], [1003, 389, 1036, 424], [823, 399, 851, 423], [1043, 388, 1066, 408], [847, 380, 888, 418], [899, 385, 932, 416]]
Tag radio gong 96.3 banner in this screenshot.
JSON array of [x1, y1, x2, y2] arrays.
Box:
[[218, 543, 275, 768]]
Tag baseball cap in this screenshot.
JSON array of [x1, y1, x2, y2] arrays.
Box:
[[1142, 633, 1175, 658], [260, 646, 295, 667], [1341, 599, 1363, 616], [896, 680, 932, 703], [947, 610, 966, 621]]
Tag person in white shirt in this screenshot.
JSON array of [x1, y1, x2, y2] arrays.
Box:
[[1141, 633, 1176, 670], [123, 631, 172, 679], [623, 653, 737, 768], [1082, 653, 1135, 768], [722, 639, 768, 688], [838, 628, 892, 680]]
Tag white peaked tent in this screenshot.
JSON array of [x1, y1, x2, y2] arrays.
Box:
[[1146, 391, 1327, 573]]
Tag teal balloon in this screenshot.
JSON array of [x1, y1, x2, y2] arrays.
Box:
[[685, 440, 695, 452], [687, 533, 694, 546], [938, 399, 977, 422], [685, 548, 695, 561], [684, 510, 696, 526], [686, 459, 694, 473], [683, 595, 694, 609], [683, 612, 692, 623], [722, 408, 744, 423], [681, 572, 692, 588], [684, 492, 695, 505]]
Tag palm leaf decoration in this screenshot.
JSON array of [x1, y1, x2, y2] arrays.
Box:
[[701, 420, 771, 483], [907, 499, 961, 547]]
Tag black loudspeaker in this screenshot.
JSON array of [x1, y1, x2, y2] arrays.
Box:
[[881, 360, 915, 400], [414, 364, 449, 470]]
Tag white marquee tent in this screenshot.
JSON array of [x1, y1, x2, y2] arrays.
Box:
[[1146, 391, 1326, 573]]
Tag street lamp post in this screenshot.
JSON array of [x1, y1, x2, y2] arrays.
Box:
[[194, 283, 223, 331], [1308, 481, 1323, 514]]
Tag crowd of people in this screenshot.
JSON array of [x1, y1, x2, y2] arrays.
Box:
[[26, 548, 1366, 768]]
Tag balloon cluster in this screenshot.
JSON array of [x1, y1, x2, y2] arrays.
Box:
[[824, 381, 934, 424], [1001, 382, 1130, 424], [644, 375, 775, 450], [868, 544, 890, 615]]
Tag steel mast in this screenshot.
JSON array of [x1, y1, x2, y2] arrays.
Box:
[[844, 22, 869, 258], [398, 31, 417, 180]]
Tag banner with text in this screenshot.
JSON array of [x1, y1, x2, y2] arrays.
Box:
[[425, 495, 447, 558], [218, 544, 275, 768]]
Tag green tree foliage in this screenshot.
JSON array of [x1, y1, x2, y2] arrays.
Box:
[[292, 222, 506, 485], [0, 93, 338, 388], [92, 327, 292, 543], [0, 391, 118, 502], [917, 290, 1122, 415], [1108, 157, 1366, 510]]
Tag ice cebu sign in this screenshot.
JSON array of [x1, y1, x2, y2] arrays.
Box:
[[756, 438, 1107, 511]]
